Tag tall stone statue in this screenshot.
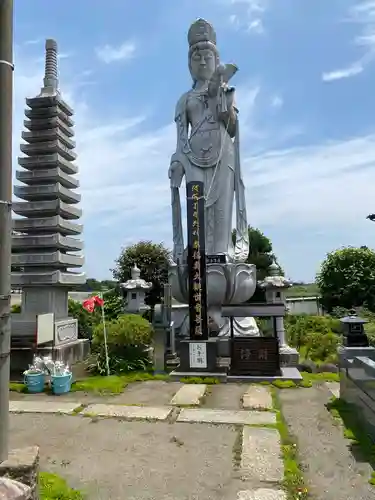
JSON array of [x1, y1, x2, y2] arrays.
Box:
[[169, 18, 249, 264], [169, 19, 257, 338]]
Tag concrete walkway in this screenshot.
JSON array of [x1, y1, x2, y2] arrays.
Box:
[[9, 383, 286, 500]]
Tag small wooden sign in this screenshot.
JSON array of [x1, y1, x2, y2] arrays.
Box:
[[231, 337, 281, 376]]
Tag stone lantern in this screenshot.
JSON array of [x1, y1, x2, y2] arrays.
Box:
[[120, 264, 152, 314], [340, 312, 369, 347], [259, 260, 299, 367]]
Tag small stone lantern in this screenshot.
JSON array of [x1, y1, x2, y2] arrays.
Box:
[[121, 264, 152, 314], [259, 260, 299, 366], [340, 312, 369, 347]]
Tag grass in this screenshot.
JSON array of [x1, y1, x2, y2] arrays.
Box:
[[39, 472, 84, 499], [9, 372, 171, 395], [285, 283, 319, 298], [271, 388, 309, 499], [326, 397, 375, 486]]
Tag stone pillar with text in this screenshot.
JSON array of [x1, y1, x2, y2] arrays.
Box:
[[10, 39, 89, 369], [176, 182, 218, 374]]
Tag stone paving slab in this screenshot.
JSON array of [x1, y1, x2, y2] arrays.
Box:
[[242, 385, 273, 410], [237, 489, 287, 500], [177, 408, 276, 425], [9, 400, 82, 414], [113, 380, 183, 406], [84, 404, 172, 421], [241, 427, 283, 483], [170, 384, 206, 406]]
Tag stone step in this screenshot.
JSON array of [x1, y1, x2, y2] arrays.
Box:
[[177, 408, 276, 425], [242, 385, 273, 410], [9, 400, 82, 414], [84, 404, 172, 421], [170, 384, 206, 406], [241, 427, 283, 483]]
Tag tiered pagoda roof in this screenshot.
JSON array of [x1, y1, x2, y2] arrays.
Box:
[[12, 39, 85, 287]]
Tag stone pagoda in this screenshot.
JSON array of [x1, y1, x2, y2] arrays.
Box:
[[259, 260, 299, 367], [11, 39, 89, 368]]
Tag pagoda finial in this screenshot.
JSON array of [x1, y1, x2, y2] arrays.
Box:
[[40, 39, 59, 96]]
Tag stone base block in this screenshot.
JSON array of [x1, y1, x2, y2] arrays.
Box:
[[0, 446, 39, 500], [169, 370, 228, 382], [227, 366, 302, 383], [280, 346, 299, 367], [178, 338, 219, 373], [338, 346, 375, 366], [10, 339, 90, 378]]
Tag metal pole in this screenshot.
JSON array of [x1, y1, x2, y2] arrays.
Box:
[[0, 0, 14, 463]]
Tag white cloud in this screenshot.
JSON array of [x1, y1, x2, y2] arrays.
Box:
[[95, 41, 136, 64], [225, 0, 267, 34], [13, 47, 375, 281], [270, 95, 283, 108], [322, 63, 364, 82], [322, 0, 375, 81]]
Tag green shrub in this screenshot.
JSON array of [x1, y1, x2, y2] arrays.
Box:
[[39, 472, 84, 499], [90, 314, 153, 375], [11, 303, 21, 313], [285, 314, 339, 349], [68, 298, 99, 339], [304, 332, 339, 364]]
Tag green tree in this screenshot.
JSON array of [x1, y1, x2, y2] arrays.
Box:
[[232, 226, 281, 280], [316, 246, 375, 312], [112, 241, 171, 307]]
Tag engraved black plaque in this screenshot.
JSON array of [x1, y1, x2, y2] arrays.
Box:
[[231, 337, 281, 376], [186, 181, 208, 340]]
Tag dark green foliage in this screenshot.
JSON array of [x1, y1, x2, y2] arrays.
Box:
[[90, 314, 153, 375], [112, 240, 171, 307], [285, 314, 341, 364], [101, 288, 123, 321], [316, 246, 375, 312], [68, 298, 99, 340], [232, 226, 282, 280]]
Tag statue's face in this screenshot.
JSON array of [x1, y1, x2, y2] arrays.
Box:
[[190, 48, 216, 82]]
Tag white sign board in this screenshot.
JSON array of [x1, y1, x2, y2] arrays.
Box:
[[189, 342, 207, 369], [36, 313, 54, 345]]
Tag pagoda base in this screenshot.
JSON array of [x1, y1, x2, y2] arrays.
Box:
[[10, 339, 90, 380]]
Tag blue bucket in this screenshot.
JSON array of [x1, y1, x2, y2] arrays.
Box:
[[24, 372, 45, 393], [51, 373, 72, 395]]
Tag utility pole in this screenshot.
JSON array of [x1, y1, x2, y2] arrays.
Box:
[[0, 0, 14, 463]]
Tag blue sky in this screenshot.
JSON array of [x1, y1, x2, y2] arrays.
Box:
[[12, 0, 375, 282]]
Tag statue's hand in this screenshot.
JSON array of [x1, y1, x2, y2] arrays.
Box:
[[169, 161, 184, 188]]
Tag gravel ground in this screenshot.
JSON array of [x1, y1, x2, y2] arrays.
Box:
[[279, 384, 374, 500], [9, 414, 247, 500]]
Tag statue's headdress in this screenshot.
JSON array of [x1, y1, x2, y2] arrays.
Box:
[[188, 18, 217, 48]]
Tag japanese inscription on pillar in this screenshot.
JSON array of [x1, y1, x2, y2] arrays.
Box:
[[186, 181, 208, 340]]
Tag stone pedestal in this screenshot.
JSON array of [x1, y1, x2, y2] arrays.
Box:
[[169, 261, 257, 338], [0, 447, 39, 500]]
